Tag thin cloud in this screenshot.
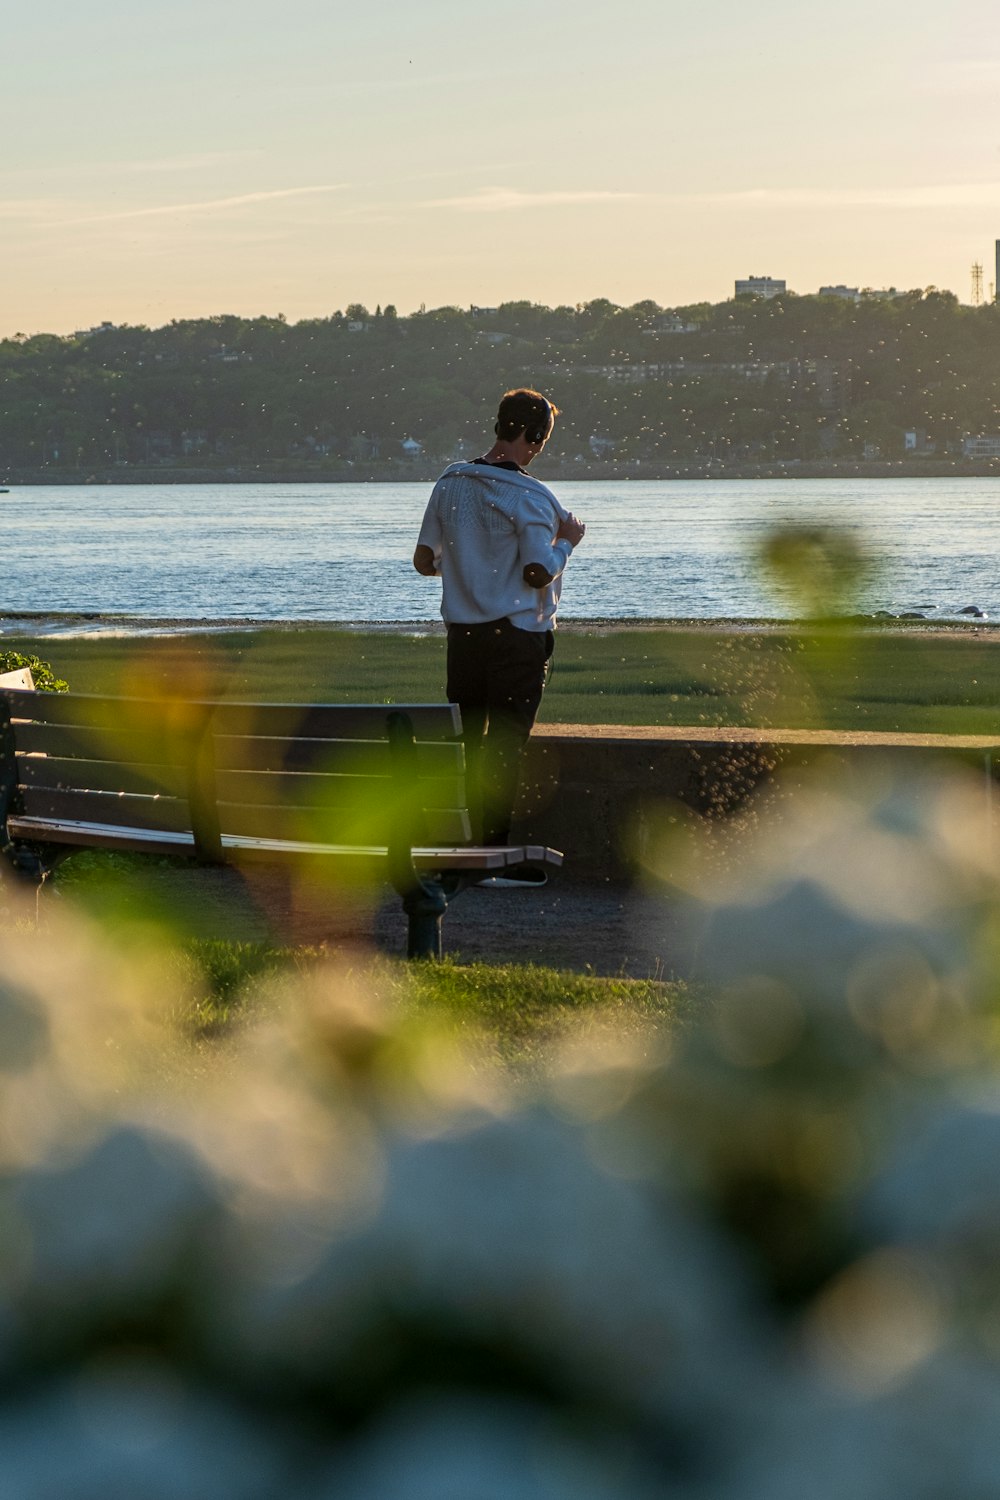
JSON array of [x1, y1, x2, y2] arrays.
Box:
[[422, 187, 643, 213], [424, 181, 1000, 214], [60, 184, 349, 227], [694, 182, 1000, 209]]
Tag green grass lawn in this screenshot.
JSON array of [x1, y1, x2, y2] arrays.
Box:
[[25, 853, 686, 1075], [10, 622, 1000, 735], [174, 940, 688, 1078]]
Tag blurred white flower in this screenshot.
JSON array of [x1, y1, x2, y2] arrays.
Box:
[[0, 977, 50, 1074], [301, 1395, 672, 1500], [206, 1110, 763, 1435], [686, 765, 993, 1051], [862, 1097, 1000, 1244], [5, 753, 1000, 1497], [720, 1349, 1000, 1500], [711, 1380, 916, 1500], [7, 1125, 222, 1354], [0, 1363, 295, 1500], [0, 917, 186, 1170]]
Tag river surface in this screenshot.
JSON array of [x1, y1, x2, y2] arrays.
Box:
[[2, 478, 997, 632]]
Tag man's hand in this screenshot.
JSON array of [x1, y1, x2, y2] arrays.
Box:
[[413, 544, 438, 577], [522, 512, 587, 589], [557, 513, 586, 546]]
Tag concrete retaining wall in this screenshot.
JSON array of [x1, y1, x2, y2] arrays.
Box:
[[512, 725, 1000, 880]]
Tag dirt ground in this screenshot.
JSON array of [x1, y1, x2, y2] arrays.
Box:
[[388, 878, 683, 977], [34, 859, 685, 979], [237, 866, 686, 978]]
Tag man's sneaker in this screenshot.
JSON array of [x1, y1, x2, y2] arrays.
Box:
[[475, 867, 547, 890]]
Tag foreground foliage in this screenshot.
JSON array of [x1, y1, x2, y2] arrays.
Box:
[[4, 755, 1000, 1495], [0, 649, 67, 692]]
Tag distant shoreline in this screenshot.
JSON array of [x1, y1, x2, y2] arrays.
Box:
[[4, 458, 1000, 486], [2, 613, 995, 641]]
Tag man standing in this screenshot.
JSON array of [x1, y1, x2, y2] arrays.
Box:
[[413, 388, 585, 885]]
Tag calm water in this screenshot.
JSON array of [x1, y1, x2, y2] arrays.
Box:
[[2, 478, 998, 629]]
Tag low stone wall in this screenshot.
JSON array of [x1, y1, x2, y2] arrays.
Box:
[[512, 724, 1000, 881]]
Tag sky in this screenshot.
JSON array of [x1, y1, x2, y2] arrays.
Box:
[[4, 0, 1000, 337]]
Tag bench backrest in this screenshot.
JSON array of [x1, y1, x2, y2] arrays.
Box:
[[0, 690, 469, 854]]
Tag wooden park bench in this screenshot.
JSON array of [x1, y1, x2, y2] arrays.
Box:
[[0, 680, 562, 958]]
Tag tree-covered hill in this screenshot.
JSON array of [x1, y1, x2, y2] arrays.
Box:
[[3, 290, 999, 476]]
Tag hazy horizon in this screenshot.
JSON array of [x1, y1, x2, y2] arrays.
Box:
[[5, 0, 999, 340]]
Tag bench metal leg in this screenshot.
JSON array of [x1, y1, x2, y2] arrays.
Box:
[[0, 843, 48, 885], [403, 883, 448, 960]]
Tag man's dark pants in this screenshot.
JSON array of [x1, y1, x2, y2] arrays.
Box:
[[446, 618, 554, 846]]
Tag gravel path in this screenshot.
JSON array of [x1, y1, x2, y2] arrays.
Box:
[[241, 868, 685, 978], [375, 878, 682, 977], [37, 860, 685, 979]]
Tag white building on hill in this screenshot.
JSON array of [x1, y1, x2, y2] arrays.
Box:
[[735, 275, 786, 299]]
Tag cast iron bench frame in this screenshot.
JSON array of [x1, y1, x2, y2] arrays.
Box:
[[0, 683, 562, 958]]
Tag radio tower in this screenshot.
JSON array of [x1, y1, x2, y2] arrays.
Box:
[[972, 261, 984, 306]]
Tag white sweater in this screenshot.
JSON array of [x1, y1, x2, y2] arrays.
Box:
[[416, 462, 575, 631]]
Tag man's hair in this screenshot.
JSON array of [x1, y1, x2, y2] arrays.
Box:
[[495, 388, 559, 445]]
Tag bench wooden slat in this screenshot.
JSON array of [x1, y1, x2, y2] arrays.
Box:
[[6, 816, 196, 857], [5, 815, 558, 873], [3, 690, 199, 735], [213, 768, 465, 810], [515, 845, 564, 868], [213, 734, 464, 777], [15, 756, 470, 828], [3, 691, 462, 743], [15, 754, 465, 808], [17, 754, 189, 799], [12, 722, 196, 766], [16, 785, 472, 847], [18, 786, 193, 834], [11, 724, 465, 782], [229, 840, 555, 871], [216, 802, 472, 846], [210, 702, 463, 742]]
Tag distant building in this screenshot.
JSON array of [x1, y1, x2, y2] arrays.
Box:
[[144, 431, 175, 462], [860, 287, 903, 301], [904, 428, 935, 454], [400, 437, 423, 458], [735, 276, 786, 299], [652, 314, 700, 333], [818, 285, 861, 302], [75, 321, 115, 338], [962, 434, 1000, 458]]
